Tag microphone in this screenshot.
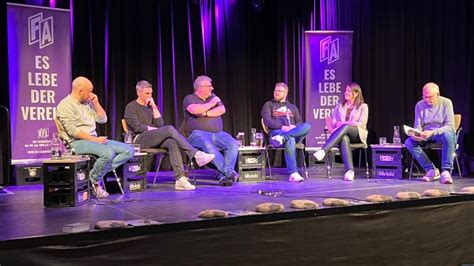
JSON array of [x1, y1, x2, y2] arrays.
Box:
[[145, 98, 152, 108], [286, 107, 292, 126], [258, 190, 282, 197]]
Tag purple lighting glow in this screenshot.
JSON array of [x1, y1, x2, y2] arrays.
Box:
[[156, 3, 164, 111], [70, 0, 74, 51], [170, 1, 179, 122], [7, 8, 20, 149], [187, 0, 195, 80], [104, 2, 116, 137], [200, 1, 212, 73], [320, 0, 337, 30]]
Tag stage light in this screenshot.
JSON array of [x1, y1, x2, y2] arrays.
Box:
[[251, 0, 264, 12]]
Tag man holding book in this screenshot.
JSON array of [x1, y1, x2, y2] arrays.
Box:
[[404, 82, 456, 184]]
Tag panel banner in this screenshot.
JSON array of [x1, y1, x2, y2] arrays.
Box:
[[305, 31, 353, 148], [7, 3, 71, 164]]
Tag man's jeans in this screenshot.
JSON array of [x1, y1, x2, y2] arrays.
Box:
[[188, 130, 239, 178], [270, 123, 311, 174], [404, 130, 456, 172], [70, 139, 134, 183]]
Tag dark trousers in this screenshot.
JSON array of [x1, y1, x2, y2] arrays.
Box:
[[135, 125, 198, 179], [322, 125, 361, 171]]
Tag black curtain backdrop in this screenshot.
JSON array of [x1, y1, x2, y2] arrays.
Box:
[[338, 0, 474, 171], [68, 0, 316, 141], [1, 0, 473, 172]]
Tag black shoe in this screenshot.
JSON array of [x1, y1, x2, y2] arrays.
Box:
[[230, 171, 240, 182], [219, 176, 234, 186]]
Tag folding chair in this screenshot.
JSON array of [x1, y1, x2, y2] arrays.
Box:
[[120, 119, 168, 185], [54, 116, 124, 195]]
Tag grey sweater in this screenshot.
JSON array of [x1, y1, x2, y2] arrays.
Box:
[[414, 96, 455, 135], [56, 95, 107, 143]]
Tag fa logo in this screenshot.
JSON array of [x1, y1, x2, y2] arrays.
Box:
[[28, 168, 38, 177], [38, 128, 50, 139], [320, 36, 339, 64], [28, 13, 54, 49]]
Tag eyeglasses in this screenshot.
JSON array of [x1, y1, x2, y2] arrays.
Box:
[[200, 84, 213, 88], [422, 94, 437, 100], [274, 89, 286, 93]]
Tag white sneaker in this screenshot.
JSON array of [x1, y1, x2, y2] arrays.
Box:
[[289, 172, 304, 182], [440, 171, 453, 184], [175, 176, 196, 190], [92, 182, 109, 198], [313, 149, 326, 161], [194, 151, 215, 167], [344, 170, 355, 181], [270, 135, 284, 147], [421, 168, 440, 182]]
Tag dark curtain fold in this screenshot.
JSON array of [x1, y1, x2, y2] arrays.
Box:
[[337, 0, 474, 170], [68, 0, 317, 141]]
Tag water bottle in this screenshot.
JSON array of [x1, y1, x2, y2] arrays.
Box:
[[236, 132, 245, 147], [50, 133, 62, 160], [250, 128, 257, 147], [393, 126, 401, 145], [124, 131, 132, 144]]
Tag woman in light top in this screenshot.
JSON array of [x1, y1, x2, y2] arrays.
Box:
[[313, 82, 369, 181]]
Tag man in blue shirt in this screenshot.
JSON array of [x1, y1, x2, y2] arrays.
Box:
[[183, 76, 239, 186], [405, 82, 456, 184]]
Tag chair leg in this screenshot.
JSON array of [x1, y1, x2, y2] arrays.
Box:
[[112, 169, 124, 194], [409, 158, 414, 180], [264, 149, 272, 179], [301, 149, 308, 179], [364, 148, 369, 179], [454, 154, 462, 179], [358, 149, 362, 178], [326, 150, 332, 179], [189, 161, 196, 185], [152, 153, 165, 185]]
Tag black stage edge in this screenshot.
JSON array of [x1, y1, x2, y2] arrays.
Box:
[[1, 194, 474, 265]]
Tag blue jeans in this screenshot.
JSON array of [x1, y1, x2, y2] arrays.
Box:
[[270, 123, 311, 174], [70, 139, 134, 183], [188, 130, 239, 178], [404, 130, 456, 172]]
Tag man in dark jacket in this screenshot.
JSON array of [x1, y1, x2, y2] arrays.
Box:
[[261, 82, 311, 182]]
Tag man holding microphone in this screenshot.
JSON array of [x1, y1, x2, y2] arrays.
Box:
[[124, 80, 215, 191]]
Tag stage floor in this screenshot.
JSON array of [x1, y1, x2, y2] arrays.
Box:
[[0, 168, 473, 242]]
